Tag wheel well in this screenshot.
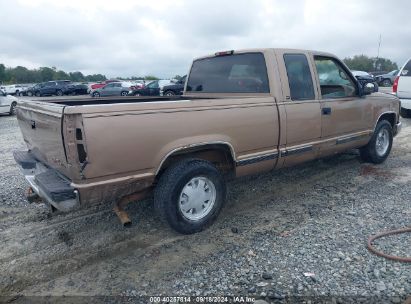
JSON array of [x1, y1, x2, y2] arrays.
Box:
[[157, 144, 235, 179], [378, 113, 396, 128]]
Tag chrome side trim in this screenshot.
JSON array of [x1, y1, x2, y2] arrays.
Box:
[[236, 152, 279, 166], [336, 134, 369, 145], [280, 145, 313, 157]]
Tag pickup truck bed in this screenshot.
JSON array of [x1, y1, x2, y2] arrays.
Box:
[[14, 48, 401, 234]]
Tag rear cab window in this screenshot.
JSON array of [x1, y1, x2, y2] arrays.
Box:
[[283, 54, 315, 100], [186, 53, 269, 93]]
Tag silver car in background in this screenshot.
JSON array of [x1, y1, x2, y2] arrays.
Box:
[[90, 82, 132, 97]]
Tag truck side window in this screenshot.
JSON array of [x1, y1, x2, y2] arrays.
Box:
[[314, 56, 356, 98], [283, 54, 315, 100]]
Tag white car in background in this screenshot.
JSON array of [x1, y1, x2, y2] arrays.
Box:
[[394, 58, 411, 118], [0, 84, 29, 95], [0, 89, 18, 115]]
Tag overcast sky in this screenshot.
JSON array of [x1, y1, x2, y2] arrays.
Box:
[[0, 0, 410, 78]]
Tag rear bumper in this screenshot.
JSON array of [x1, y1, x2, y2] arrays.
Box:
[[400, 98, 411, 110], [13, 151, 80, 211]]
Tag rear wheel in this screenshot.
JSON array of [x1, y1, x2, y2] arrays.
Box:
[[164, 90, 175, 96], [9, 102, 17, 115], [154, 159, 226, 234], [92, 92, 100, 98], [35, 91, 41, 97], [121, 91, 128, 96], [400, 107, 411, 118], [360, 120, 393, 164], [382, 79, 392, 87], [56, 90, 63, 96], [134, 92, 141, 96], [27, 91, 33, 97]]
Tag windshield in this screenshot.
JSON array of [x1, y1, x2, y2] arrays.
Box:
[[186, 53, 269, 93]]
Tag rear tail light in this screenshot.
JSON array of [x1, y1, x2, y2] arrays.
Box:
[[393, 76, 400, 93]]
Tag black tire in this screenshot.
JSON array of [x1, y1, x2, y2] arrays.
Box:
[[400, 107, 411, 118], [360, 120, 393, 164], [56, 90, 63, 96], [35, 91, 41, 97], [134, 92, 141, 96], [164, 90, 175, 96], [121, 91, 128, 96], [27, 91, 33, 97], [154, 159, 226, 234], [9, 102, 17, 116], [382, 79, 392, 87], [92, 92, 100, 98]]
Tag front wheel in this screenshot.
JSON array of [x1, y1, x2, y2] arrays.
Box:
[[92, 92, 100, 98], [121, 91, 128, 96], [56, 90, 63, 96], [35, 91, 41, 97], [154, 159, 226, 234], [360, 120, 393, 164]]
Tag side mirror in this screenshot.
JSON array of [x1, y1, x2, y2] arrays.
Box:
[[363, 82, 376, 95]]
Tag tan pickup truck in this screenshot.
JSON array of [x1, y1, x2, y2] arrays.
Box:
[[14, 48, 401, 234]]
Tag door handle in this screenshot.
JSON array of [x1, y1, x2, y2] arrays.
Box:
[[322, 107, 331, 115]]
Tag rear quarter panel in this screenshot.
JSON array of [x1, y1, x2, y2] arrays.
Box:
[[78, 98, 280, 180]]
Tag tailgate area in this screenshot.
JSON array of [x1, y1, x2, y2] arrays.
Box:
[[13, 150, 79, 211], [16, 100, 69, 175]]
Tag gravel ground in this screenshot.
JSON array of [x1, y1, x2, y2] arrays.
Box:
[[0, 112, 410, 304]]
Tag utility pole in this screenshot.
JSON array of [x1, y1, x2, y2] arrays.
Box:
[[376, 34, 382, 71]]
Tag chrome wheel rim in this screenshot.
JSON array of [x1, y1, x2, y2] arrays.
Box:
[[178, 176, 216, 221], [376, 128, 389, 157]]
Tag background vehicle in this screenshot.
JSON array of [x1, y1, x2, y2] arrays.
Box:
[[0, 84, 30, 95], [28, 81, 73, 97], [13, 49, 401, 234], [129, 80, 160, 96], [90, 82, 131, 97], [375, 70, 398, 86], [161, 76, 186, 96], [394, 57, 411, 117], [90, 79, 121, 90], [0, 89, 18, 115], [351, 70, 379, 92], [63, 83, 89, 95]]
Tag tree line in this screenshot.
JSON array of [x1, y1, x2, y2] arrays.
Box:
[[0, 64, 108, 84], [343, 55, 398, 72]]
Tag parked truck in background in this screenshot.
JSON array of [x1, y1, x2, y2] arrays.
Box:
[[393, 57, 411, 118], [13, 48, 401, 234]]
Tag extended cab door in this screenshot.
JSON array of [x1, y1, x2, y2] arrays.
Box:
[[275, 51, 321, 167], [311, 55, 372, 156]]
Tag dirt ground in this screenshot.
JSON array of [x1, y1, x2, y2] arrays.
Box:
[[0, 114, 410, 303]]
